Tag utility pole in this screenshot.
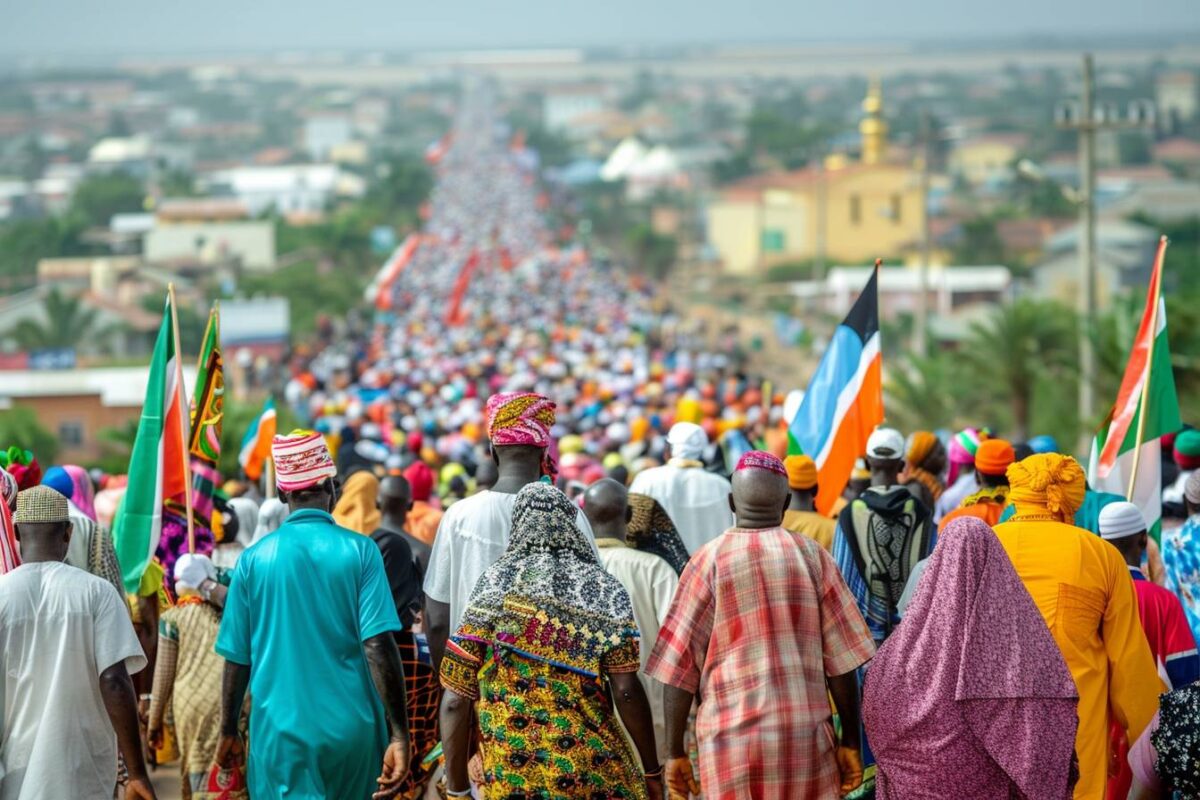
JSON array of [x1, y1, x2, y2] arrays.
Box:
[[1055, 53, 1154, 450], [915, 110, 932, 355]]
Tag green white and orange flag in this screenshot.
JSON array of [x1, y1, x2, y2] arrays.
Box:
[[113, 291, 191, 592], [1088, 237, 1180, 541]]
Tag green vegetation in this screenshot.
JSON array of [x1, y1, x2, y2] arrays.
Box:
[[70, 171, 146, 227], [8, 288, 112, 351], [0, 407, 59, 465], [625, 224, 678, 281]]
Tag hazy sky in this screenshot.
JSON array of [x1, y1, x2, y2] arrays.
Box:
[[2, 0, 1197, 55]]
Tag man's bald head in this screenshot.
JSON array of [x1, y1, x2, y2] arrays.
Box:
[[378, 475, 413, 521], [730, 467, 790, 529], [583, 478, 630, 539]]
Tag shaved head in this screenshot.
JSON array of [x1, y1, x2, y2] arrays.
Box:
[[730, 468, 790, 529], [584, 478, 627, 525], [583, 478, 630, 540], [378, 475, 412, 522]]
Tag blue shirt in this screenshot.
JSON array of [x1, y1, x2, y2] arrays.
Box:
[[215, 508, 401, 798]]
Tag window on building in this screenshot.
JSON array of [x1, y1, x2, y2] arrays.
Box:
[[849, 194, 862, 225], [891, 194, 903, 223], [761, 228, 786, 253], [58, 421, 84, 448]]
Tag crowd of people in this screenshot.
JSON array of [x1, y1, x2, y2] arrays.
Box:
[[2, 84, 1200, 800]]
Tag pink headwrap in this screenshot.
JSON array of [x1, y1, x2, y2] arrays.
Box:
[[485, 392, 556, 448], [947, 427, 984, 485], [735, 450, 787, 477]]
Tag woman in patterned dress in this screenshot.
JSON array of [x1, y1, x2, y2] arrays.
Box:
[[147, 554, 229, 799], [440, 482, 663, 800]]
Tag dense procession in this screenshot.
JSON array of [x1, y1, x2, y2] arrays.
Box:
[[3, 82, 1200, 800]]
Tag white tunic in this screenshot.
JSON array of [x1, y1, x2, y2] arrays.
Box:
[[0, 561, 146, 800], [424, 489, 596, 632], [629, 463, 734, 554], [596, 538, 679, 761]]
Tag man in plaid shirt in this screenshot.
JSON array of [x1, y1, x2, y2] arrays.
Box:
[[647, 451, 875, 799]]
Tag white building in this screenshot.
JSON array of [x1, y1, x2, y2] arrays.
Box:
[[144, 221, 276, 271], [542, 86, 606, 132], [304, 113, 354, 161], [202, 164, 365, 216], [790, 265, 1012, 321], [88, 136, 155, 179]]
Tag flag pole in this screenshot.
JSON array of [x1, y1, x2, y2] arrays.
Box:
[[1126, 236, 1169, 500], [168, 283, 197, 555], [265, 454, 277, 500]]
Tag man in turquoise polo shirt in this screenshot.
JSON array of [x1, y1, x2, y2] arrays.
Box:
[[215, 431, 410, 799]]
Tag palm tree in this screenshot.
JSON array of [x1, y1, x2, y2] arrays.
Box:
[[10, 288, 108, 351], [963, 299, 1077, 441], [887, 348, 971, 432]]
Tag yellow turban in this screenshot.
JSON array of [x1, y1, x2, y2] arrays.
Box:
[[785, 455, 818, 491], [1006, 453, 1086, 522]]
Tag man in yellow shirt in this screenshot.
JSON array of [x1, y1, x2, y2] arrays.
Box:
[[782, 455, 835, 550], [993, 453, 1163, 799]]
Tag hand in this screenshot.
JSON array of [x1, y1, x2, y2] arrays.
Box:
[[147, 724, 163, 752], [467, 753, 484, 785], [836, 746, 864, 796], [124, 776, 157, 800], [373, 739, 411, 799], [646, 774, 665, 800], [215, 734, 244, 770], [664, 756, 699, 800]]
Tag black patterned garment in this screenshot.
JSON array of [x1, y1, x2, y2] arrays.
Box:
[[626, 493, 689, 576], [1151, 683, 1200, 797]]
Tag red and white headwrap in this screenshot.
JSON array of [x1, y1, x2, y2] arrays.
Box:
[[272, 430, 337, 493], [735, 450, 788, 477], [486, 392, 556, 448]]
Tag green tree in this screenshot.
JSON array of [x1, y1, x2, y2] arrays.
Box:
[[0, 407, 59, 465], [70, 172, 146, 227], [953, 216, 1007, 265], [0, 215, 87, 284], [625, 224, 677, 280], [887, 349, 973, 432], [963, 299, 1078, 440], [367, 156, 433, 216], [8, 288, 111, 351]]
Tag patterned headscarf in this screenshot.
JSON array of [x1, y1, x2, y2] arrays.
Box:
[[735, 450, 787, 476], [1007, 453, 1087, 523], [627, 493, 690, 575], [272, 430, 337, 493], [486, 392, 556, 448], [864, 517, 1079, 799], [0, 467, 18, 575], [457, 483, 637, 677]]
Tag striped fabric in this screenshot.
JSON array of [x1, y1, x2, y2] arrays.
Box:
[[0, 468, 17, 575], [271, 432, 336, 492], [393, 631, 441, 800]]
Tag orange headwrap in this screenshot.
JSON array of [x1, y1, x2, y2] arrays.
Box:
[[1006, 453, 1086, 522], [784, 455, 818, 491], [975, 439, 1016, 476], [906, 431, 938, 467]]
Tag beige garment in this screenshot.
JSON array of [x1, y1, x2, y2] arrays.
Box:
[[596, 537, 679, 761], [782, 509, 836, 551]]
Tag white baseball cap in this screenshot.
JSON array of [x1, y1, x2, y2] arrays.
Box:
[[866, 427, 906, 460]]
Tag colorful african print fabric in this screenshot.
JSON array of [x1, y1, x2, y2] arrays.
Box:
[[440, 483, 645, 799], [1163, 516, 1200, 654], [394, 630, 441, 800], [151, 598, 226, 799]]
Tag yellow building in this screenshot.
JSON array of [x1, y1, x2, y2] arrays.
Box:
[[707, 80, 925, 275], [948, 134, 1028, 186]]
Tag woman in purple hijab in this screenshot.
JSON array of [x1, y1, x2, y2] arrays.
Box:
[[863, 517, 1080, 799]]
